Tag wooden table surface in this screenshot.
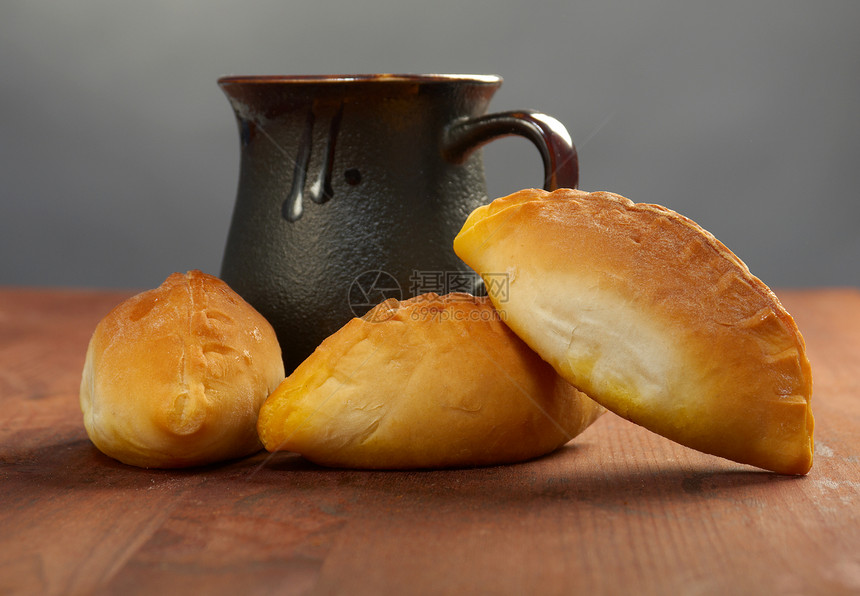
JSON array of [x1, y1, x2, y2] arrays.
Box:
[[1, 287, 859, 596]]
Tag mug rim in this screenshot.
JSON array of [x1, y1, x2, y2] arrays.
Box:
[[217, 73, 502, 86]]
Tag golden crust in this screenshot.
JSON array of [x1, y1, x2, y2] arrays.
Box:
[[256, 293, 604, 469], [80, 270, 285, 468], [454, 188, 814, 475]]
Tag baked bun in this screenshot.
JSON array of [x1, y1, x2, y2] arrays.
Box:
[[257, 293, 604, 469], [80, 270, 285, 468], [454, 188, 814, 475]]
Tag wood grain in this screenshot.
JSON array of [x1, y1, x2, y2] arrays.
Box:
[[1, 287, 859, 595]]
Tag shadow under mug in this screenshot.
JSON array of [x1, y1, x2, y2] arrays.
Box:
[[218, 74, 578, 372]]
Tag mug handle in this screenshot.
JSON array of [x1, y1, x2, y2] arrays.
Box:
[[442, 110, 578, 190]]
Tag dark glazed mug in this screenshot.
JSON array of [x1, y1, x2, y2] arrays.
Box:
[[219, 74, 578, 371]]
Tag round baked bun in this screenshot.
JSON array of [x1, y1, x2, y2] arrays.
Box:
[[257, 293, 604, 469], [454, 188, 814, 475], [80, 270, 285, 468]]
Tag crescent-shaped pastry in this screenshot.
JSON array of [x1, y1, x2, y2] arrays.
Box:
[[257, 293, 604, 469], [453, 188, 814, 475]]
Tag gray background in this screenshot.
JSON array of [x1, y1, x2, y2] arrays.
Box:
[[1, 1, 858, 290]]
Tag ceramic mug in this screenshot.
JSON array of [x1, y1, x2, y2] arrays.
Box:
[[219, 74, 578, 371]]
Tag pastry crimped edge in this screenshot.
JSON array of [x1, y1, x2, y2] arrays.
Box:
[[80, 270, 285, 468], [257, 292, 605, 469], [454, 188, 814, 475]]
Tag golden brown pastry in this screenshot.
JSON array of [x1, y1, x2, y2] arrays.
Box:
[[257, 293, 604, 469], [454, 188, 814, 475], [80, 270, 285, 468]]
